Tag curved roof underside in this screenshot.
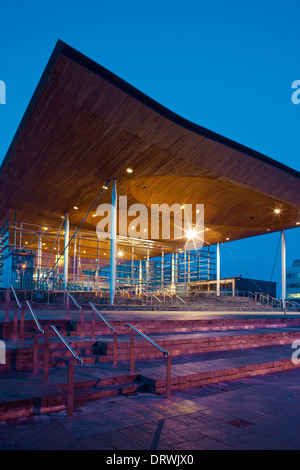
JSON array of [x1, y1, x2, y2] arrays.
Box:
[[0, 40, 300, 255]]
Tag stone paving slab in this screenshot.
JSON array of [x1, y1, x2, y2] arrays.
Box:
[[1, 368, 300, 449]]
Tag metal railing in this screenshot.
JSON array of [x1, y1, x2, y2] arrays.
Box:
[[125, 323, 171, 398], [65, 289, 85, 335], [10, 284, 21, 309], [26, 300, 44, 334], [25, 300, 45, 374], [88, 302, 117, 364], [43, 325, 82, 417]]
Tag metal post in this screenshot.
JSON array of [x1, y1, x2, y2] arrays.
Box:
[[67, 362, 75, 417], [91, 309, 95, 340], [5, 288, 10, 321], [33, 334, 39, 374], [113, 331, 118, 365], [13, 309, 18, 340], [20, 306, 25, 343], [130, 329, 135, 371], [282, 229, 287, 315], [110, 180, 117, 305], [80, 307, 84, 337], [166, 355, 171, 399], [217, 243, 220, 296], [43, 327, 50, 382], [64, 213, 69, 290]]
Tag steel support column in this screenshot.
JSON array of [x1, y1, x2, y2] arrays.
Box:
[[217, 243, 220, 296], [63, 213, 69, 289], [282, 229, 286, 314], [110, 180, 117, 305]]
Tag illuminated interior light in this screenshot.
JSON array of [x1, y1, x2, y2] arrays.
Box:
[[126, 168, 133, 173], [74, 206, 78, 210], [274, 209, 281, 214]]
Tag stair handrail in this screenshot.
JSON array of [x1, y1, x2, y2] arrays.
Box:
[[175, 294, 186, 304], [125, 323, 171, 398], [88, 302, 118, 365], [26, 300, 44, 335], [125, 323, 170, 356], [10, 284, 21, 309], [88, 302, 115, 332], [152, 293, 162, 303], [49, 325, 82, 364], [65, 289, 81, 310]]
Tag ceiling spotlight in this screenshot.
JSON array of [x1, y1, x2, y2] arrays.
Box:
[[103, 185, 108, 190], [92, 214, 97, 217], [226, 237, 230, 241], [185, 229, 197, 240], [126, 168, 133, 173], [74, 206, 78, 210], [118, 250, 124, 257], [274, 209, 281, 214], [181, 204, 185, 210], [296, 222, 300, 226]]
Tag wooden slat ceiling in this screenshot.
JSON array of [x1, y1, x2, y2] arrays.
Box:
[[0, 40, 299, 259]]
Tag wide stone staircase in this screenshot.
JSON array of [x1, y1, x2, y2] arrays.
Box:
[[1, 305, 300, 420]]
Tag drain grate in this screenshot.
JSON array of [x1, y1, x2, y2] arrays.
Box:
[[227, 418, 254, 429]]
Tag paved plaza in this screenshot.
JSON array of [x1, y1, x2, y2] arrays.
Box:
[[1, 368, 300, 450]]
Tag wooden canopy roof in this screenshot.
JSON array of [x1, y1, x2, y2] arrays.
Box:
[[0, 40, 299, 254]]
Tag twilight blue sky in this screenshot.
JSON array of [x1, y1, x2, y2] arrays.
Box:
[[0, 0, 299, 295]]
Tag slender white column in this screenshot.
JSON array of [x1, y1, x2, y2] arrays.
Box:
[[110, 180, 117, 305], [217, 243, 220, 296], [63, 213, 69, 289], [37, 233, 42, 281], [171, 252, 175, 294], [73, 229, 77, 281], [282, 229, 286, 311], [139, 260, 142, 294], [161, 248, 164, 294]]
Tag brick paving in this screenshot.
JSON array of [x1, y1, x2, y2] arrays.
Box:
[[1, 368, 300, 450]]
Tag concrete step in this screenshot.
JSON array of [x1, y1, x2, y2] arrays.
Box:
[[1, 343, 299, 420]]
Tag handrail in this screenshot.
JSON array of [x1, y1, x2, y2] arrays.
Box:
[[10, 284, 21, 308], [125, 323, 171, 398], [26, 300, 44, 334], [152, 293, 162, 303], [50, 325, 82, 364], [175, 294, 186, 304], [65, 289, 81, 309], [125, 323, 170, 356], [88, 302, 117, 365], [88, 302, 115, 332]]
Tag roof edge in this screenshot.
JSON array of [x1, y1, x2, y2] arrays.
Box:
[[1, 39, 300, 182]]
